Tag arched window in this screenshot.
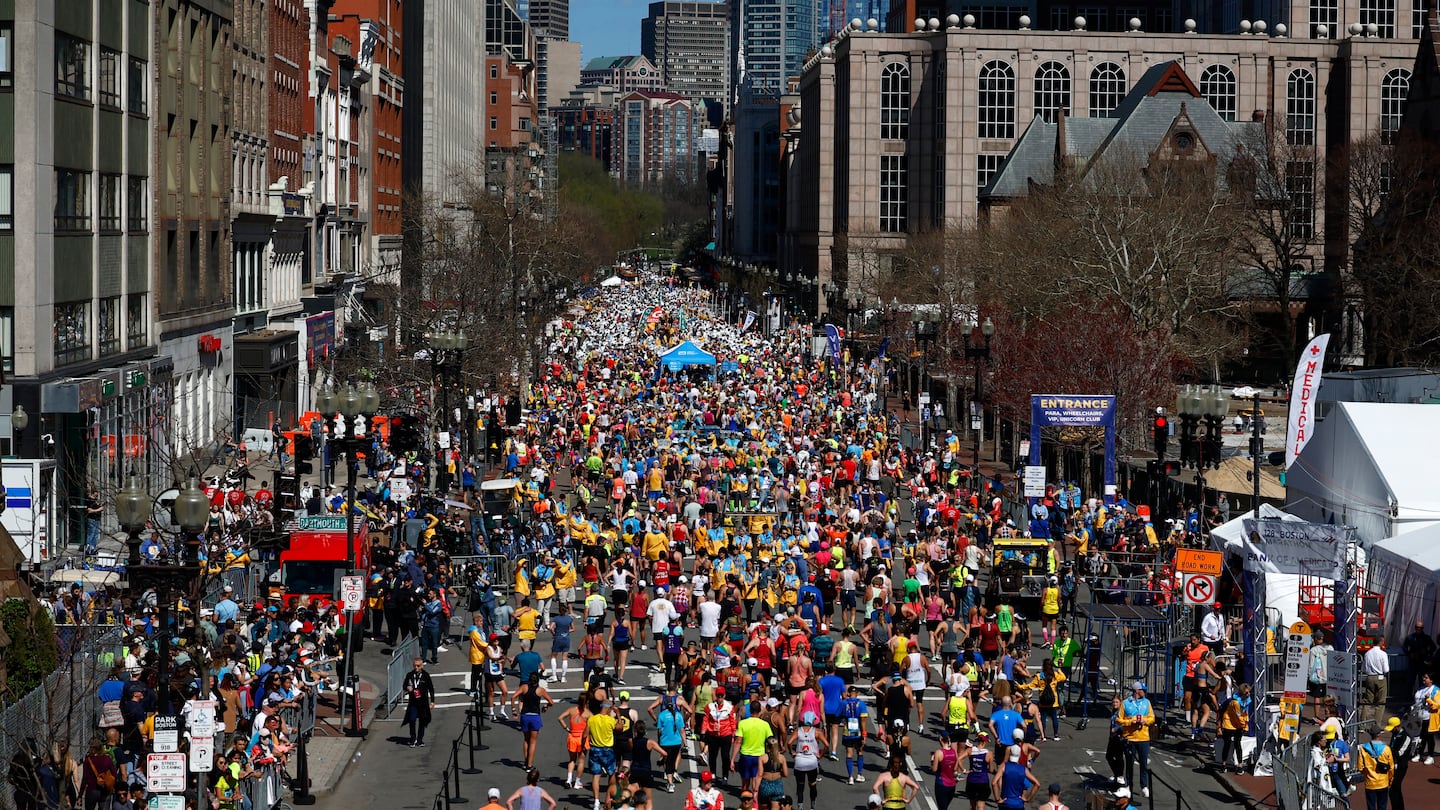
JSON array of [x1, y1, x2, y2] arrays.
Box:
[[1033, 61, 1071, 124], [1199, 64, 1237, 123], [1381, 68, 1410, 143], [1286, 69, 1316, 146], [978, 60, 1015, 139], [880, 62, 910, 140], [1089, 62, 1127, 118]]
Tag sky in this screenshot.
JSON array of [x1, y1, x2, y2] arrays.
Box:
[[571, 0, 645, 63]]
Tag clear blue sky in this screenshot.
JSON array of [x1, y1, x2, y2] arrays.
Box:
[[571, 0, 645, 63]]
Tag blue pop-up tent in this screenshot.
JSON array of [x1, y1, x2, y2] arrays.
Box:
[[657, 340, 717, 374]]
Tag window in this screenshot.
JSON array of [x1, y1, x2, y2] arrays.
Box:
[[55, 33, 90, 100], [977, 60, 1015, 140], [54, 301, 91, 366], [490, 92, 498, 105], [490, 65, 499, 78], [1381, 69, 1410, 144], [1286, 160, 1315, 240], [98, 296, 121, 357], [0, 24, 12, 89], [520, 117, 531, 131], [1199, 64, 1237, 122], [55, 169, 91, 231], [127, 176, 147, 231], [1089, 62, 1126, 118], [1359, 0, 1396, 37], [880, 62, 910, 140], [98, 48, 121, 108], [99, 174, 121, 232], [1416, 3, 1427, 38], [880, 154, 907, 232], [1286, 69, 1316, 146], [489, 116, 498, 130], [933, 59, 946, 227], [1033, 61, 1071, 124], [127, 58, 147, 114], [0, 165, 11, 230], [977, 154, 1004, 196], [1310, 0, 1337, 37], [126, 295, 147, 350], [0, 307, 10, 373]]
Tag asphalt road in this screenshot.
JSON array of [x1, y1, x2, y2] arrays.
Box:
[[324, 612, 1254, 810]]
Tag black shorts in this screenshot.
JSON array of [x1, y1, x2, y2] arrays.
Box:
[[825, 713, 842, 727], [982, 648, 1000, 662], [926, 619, 941, 632], [787, 684, 806, 697], [1309, 681, 1327, 698], [965, 782, 991, 801], [614, 640, 632, 652], [1183, 675, 1199, 696]]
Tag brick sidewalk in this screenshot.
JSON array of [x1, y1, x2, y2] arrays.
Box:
[[1225, 762, 1440, 809]]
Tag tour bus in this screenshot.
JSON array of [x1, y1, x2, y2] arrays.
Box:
[[280, 513, 370, 649]]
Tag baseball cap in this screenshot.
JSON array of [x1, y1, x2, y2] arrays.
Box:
[[488, 788, 502, 799], [1213, 601, 1223, 609], [766, 697, 781, 708], [1132, 680, 1147, 692], [1325, 727, 1338, 739], [1012, 728, 1024, 741], [700, 770, 714, 783], [619, 691, 631, 701], [1115, 787, 1131, 799], [1386, 716, 1402, 732], [868, 795, 883, 808]]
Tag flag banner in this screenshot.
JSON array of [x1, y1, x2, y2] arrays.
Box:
[[740, 310, 757, 334], [825, 324, 842, 366], [877, 337, 890, 360], [1285, 333, 1330, 468]]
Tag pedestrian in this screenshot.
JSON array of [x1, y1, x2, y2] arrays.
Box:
[[1411, 672, 1439, 764], [480, 787, 507, 810], [1357, 726, 1395, 810], [1363, 640, 1391, 726], [1039, 783, 1068, 810], [874, 756, 919, 810], [790, 711, 828, 810], [468, 612, 488, 694], [1217, 683, 1253, 773], [549, 602, 574, 683], [685, 770, 723, 810], [1120, 681, 1154, 798], [929, 730, 961, 810], [506, 768, 557, 810], [840, 683, 871, 784], [402, 657, 435, 747], [991, 746, 1038, 810], [558, 703, 590, 790], [586, 701, 620, 810], [963, 732, 994, 810], [1387, 717, 1416, 810], [1402, 623, 1434, 694], [511, 672, 555, 769]]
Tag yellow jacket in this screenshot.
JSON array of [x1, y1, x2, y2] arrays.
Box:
[[469, 626, 488, 666], [1357, 741, 1394, 791], [1120, 695, 1155, 742]]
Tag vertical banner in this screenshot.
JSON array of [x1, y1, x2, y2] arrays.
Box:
[[1029, 395, 1118, 505], [825, 324, 842, 367], [1285, 333, 1330, 468], [739, 310, 757, 334], [877, 337, 890, 360]]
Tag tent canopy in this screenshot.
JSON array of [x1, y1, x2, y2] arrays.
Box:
[[1207, 504, 1308, 628], [1286, 402, 1440, 544], [600, 275, 625, 287], [658, 340, 717, 370], [1367, 522, 1440, 642]]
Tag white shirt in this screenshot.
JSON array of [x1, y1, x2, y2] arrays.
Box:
[[698, 601, 723, 637], [1201, 611, 1226, 643], [648, 598, 679, 634], [1363, 645, 1391, 676]]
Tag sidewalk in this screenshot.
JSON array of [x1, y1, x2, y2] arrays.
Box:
[[295, 675, 380, 794]]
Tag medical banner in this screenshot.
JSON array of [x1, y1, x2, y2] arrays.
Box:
[[1285, 333, 1329, 468], [825, 324, 842, 367], [1028, 395, 1118, 505]]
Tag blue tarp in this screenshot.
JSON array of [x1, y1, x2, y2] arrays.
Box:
[[658, 340, 717, 372]]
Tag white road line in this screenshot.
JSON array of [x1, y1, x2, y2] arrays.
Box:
[[905, 754, 941, 810]]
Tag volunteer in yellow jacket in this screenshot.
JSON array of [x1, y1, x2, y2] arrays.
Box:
[[1357, 725, 1395, 805], [1119, 680, 1155, 798], [468, 612, 489, 694]]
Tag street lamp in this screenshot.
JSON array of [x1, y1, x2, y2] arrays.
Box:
[[912, 309, 939, 453], [10, 404, 26, 456], [428, 329, 469, 481], [963, 316, 995, 487], [1176, 384, 1229, 517]]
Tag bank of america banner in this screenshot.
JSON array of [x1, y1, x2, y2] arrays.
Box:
[[1242, 518, 1346, 580]]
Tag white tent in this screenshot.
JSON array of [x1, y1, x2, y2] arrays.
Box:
[[1209, 504, 1308, 626], [600, 275, 626, 288], [1367, 524, 1440, 642], [1286, 402, 1440, 545]]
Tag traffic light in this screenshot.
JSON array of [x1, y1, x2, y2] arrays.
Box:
[[293, 433, 314, 475], [391, 414, 420, 453], [1152, 413, 1169, 459]]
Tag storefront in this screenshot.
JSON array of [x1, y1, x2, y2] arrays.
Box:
[[234, 329, 300, 431]]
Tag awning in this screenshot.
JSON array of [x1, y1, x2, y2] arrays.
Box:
[[657, 340, 717, 371]]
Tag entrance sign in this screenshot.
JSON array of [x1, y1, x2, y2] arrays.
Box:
[[1029, 395, 1117, 505], [1022, 467, 1046, 498], [1326, 649, 1356, 708]]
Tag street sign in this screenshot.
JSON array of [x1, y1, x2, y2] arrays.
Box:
[[148, 797, 184, 810], [1176, 548, 1224, 576], [919, 392, 931, 406], [390, 478, 412, 500], [1282, 621, 1313, 696], [921, 406, 932, 423], [1182, 573, 1216, 606], [189, 737, 213, 772], [1023, 466, 1046, 498], [147, 753, 186, 792], [1326, 649, 1357, 708], [296, 515, 348, 531], [340, 575, 365, 612], [186, 701, 216, 738], [438, 431, 451, 449], [153, 715, 179, 753]]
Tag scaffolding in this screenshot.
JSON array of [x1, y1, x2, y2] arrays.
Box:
[[1072, 602, 1177, 724]]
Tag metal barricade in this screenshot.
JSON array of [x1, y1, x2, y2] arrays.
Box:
[[449, 555, 514, 598], [385, 635, 421, 717]]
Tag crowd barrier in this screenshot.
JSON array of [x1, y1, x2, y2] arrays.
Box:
[[384, 636, 421, 717]]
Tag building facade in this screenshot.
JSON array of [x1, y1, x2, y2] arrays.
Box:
[[401, 0, 485, 211], [536, 37, 580, 113], [527, 0, 570, 38], [555, 84, 618, 165], [614, 90, 706, 186], [642, 1, 731, 109], [580, 55, 666, 94], [777, 11, 1418, 355], [730, 0, 824, 101]]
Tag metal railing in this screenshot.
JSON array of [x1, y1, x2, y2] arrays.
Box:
[[384, 635, 421, 717]]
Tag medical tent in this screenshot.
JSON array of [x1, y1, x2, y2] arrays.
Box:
[[1209, 504, 1309, 627], [1285, 402, 1440, 545], [1366, 524, 1440, 642], [657, 340, 717, 372]]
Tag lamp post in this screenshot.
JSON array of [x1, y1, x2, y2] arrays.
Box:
[[120, 475, 208, 714], [317, 379, 378, 733], [912, 310, 939, 454], [963, 317, 995, 488], [10, 404, 26, 456], [1176, 384, 1228, 520], [427, 330, 469, 476]]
